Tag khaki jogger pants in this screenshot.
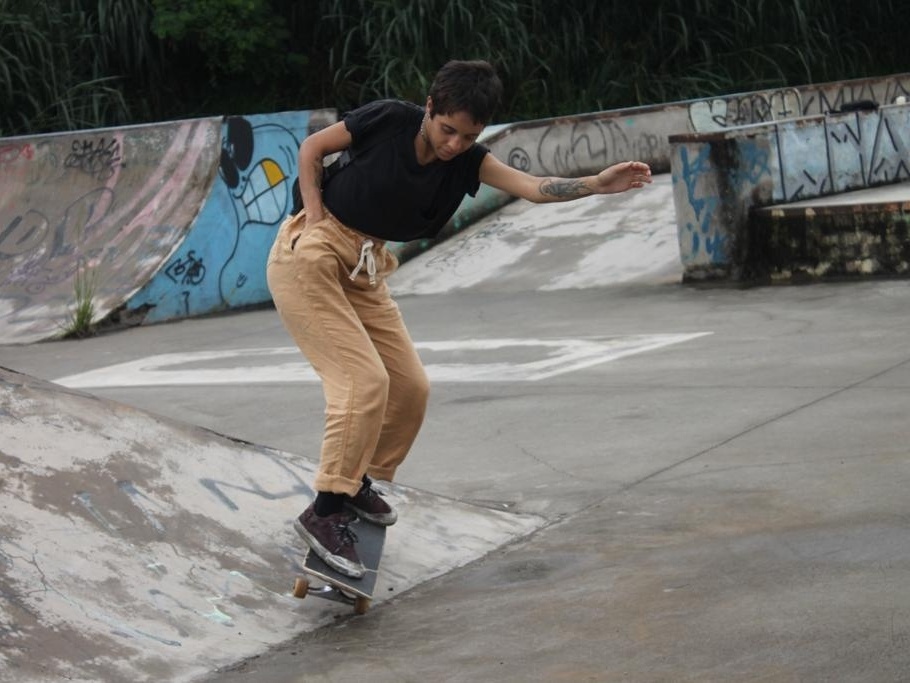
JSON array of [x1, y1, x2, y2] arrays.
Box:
[[266, 209, 430, 497]]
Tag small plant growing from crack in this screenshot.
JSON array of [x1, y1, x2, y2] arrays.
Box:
[[61, 260, 99, 339]]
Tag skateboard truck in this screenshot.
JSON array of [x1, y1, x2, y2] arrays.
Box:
[[293, 577, 372, 614]]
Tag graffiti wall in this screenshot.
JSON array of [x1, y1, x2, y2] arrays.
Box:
[[479, 74, 910, 184], [776, 104, 910, 199], [434, 72, 910, 254], [0, 111, 335, 343], [686, 75, 910, 132], [0, 120, 223, 344], [126, 111, 334, 324], [3, 73, 909, 341], [670, 102, 910, 279]]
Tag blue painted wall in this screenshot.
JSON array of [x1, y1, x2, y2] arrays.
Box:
[[126, 110, 334, 322]]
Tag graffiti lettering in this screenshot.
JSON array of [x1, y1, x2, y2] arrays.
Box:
[[164, 250, 206, 285], [536, 119, 662, 177], [690, 77, 910, 133], [3, 260, 72, 295], [200, 477, 312, 512], [1, 190, 120, 294], [508, 147, 531, 171], [689, 89, 802, 132], [0, 211, 49, 258], [678, 145, 725, 264], [64, 137, 122, 181]]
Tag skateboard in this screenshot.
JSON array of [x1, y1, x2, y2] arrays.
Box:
[[292, 518, 385, 614]]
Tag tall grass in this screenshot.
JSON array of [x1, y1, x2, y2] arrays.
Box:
[[60, 259, 99, 339], [311, 0, 904, 119], [0, 0, 156, 136], [317, 0, 541, 106], [1, 0, 905, 136]]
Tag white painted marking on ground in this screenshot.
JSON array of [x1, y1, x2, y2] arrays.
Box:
[[55, 334, 711, 388]]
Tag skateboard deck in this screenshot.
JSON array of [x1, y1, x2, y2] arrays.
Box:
[[292, 518, 385, 614]]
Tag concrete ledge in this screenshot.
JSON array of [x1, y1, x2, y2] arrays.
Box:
[[670, 102, 910, 282], [749, 182, 910, 282]]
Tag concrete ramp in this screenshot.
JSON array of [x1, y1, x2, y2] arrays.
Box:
[[0, 367, 541, 682], [391, 173, 680, 295], [0, 120, 222, 344], [0, 111, 335, 345]]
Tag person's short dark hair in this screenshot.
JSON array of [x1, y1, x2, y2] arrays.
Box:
[[428, 60, 503, 125]]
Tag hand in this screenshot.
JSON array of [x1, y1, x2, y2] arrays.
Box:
[[593, 161, 652, 194]]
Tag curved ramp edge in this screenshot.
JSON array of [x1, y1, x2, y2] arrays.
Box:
[[0, 110, 337, 344], [0, 367, 543, 682], [0, 119, 222, 344]]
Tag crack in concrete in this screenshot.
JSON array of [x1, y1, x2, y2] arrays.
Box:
[[621, 354, 910, 491]]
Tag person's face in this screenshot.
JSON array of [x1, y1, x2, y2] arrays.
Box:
[[425, 97, 485, 161]]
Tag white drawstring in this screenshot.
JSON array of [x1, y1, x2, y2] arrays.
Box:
[[349, 239, 377, 286]]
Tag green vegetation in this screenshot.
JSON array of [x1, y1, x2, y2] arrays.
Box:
[[60, 260, 99, 339], [0, 0, 905, 136]]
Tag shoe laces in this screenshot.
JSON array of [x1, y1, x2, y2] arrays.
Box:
[[332, 519, 358, 547], [359, 481, 386, 501]]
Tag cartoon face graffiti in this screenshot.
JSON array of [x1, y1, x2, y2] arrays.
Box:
[[220, 116, 298, 227], [215, 115, 301, 303]]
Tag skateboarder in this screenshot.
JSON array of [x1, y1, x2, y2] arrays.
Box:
[[267, 59, 652, 578]]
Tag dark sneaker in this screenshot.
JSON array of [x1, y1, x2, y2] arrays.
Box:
[[345, 480, 398, 526], [294, 505, 364, 579]]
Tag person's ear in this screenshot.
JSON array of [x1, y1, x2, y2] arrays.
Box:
[[425, 96, 435, 118]]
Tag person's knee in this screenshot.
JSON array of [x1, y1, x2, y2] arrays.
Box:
[[358, 366, 391, 410], [383, 369, 429, 421], [399, 370, 429, 415], [412, 371, 430, 409]]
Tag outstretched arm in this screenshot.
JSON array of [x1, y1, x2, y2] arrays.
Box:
[[479, 153, 652, 203]]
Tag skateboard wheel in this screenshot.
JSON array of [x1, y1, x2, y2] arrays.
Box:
[[293, 577, 309, 599], [354, 597, 371, 614]]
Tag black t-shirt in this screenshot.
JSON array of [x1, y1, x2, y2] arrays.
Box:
[[321, 100, 489, 242]]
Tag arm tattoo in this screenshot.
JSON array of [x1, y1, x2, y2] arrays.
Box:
[[538, 178, 589, 199]]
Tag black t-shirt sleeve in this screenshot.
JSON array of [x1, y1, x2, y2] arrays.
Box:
[[343, 100, 411, 151]]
